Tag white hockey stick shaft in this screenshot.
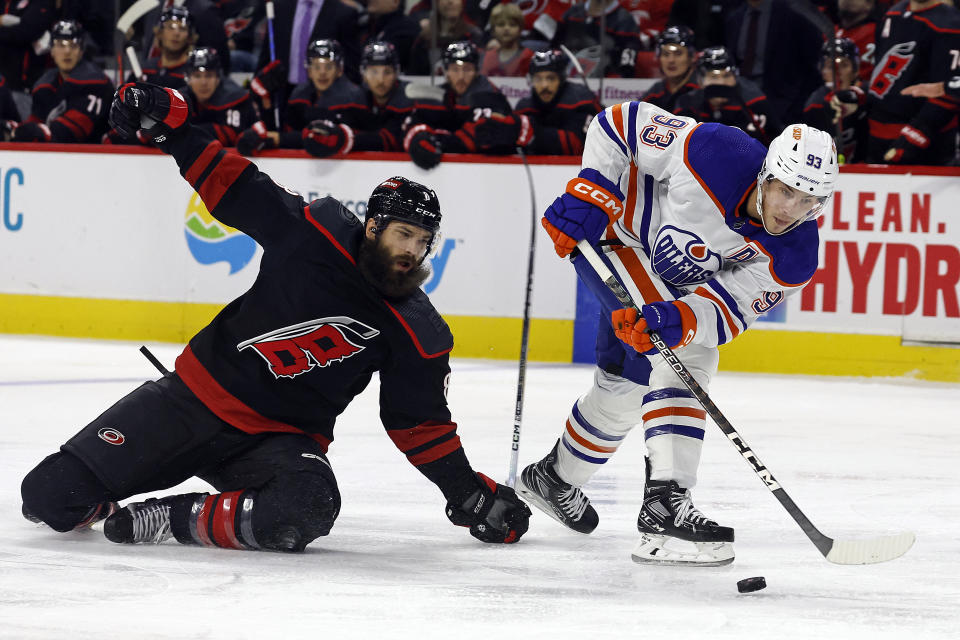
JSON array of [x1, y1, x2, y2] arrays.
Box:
[[576, 239, 915, 564], [116, 0, 160, 34]]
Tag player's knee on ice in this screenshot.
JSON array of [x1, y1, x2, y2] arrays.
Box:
[[251, 471, 341, 552]]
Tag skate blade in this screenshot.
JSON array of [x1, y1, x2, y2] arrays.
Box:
[[516, 480, 593, 535], [631, 533, 735, 567]]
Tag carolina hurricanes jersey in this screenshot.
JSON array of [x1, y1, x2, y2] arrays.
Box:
[[184, 78, 260, 146], [28, 61, 114, 142], [160, 127, 479, 504], [583, 101, 820, 352], [278, 76, 369, 148]]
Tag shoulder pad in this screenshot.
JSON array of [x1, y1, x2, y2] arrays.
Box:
[[747, 221, 820, 287], [685, 123, 766, 216], [306, 197, 364, 251], [207, 80, 249, 107], [33, 68, 59, 89], [289, 82, 314, 101], [67, 61, 110, 83], [328, 76, 366, 103], [464, 87, 511, 113], [386, 289, 454, 358]]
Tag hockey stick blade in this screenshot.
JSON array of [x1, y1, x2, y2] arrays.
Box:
[[575, 239, 915, 565], [116, 0, 160, 34]]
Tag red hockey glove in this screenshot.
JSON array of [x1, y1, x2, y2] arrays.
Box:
[[541, 169, 625, 257], [445, 472, 531, 544], [237, 121, 276, 156], [612, 301, 697, 355], [249, 60, 287, 99], [302, 119, 354, 157], [109, 82, 190, 144], [884, 123, 931, 164], [467, 113, 534, 149], [404, 123, 443, 170], [11, 121, 50, 142]]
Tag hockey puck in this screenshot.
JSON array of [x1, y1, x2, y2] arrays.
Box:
[[737, 577, 766, 593]]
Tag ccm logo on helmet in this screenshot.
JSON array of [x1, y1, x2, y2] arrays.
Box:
[[97, 428, 125, 445], [566, 178, 624, 219]]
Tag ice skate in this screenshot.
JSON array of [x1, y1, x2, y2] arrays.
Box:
[[516, 442, 599, 534], [103, 496, 186, 544], [632, 459, 734, 566], [22, 501, 119, 531]]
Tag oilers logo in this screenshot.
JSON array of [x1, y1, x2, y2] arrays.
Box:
[[184, 192, 257, 274], [651, 226, 721, 286]]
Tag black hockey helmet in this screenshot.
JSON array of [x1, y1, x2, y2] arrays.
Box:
[[442, 41, 479, 68], [188, 47, 222, 73], [367, 177, 442, 255], [51, 20, 84, 44], [306, 39, 344, 68], [699, 46, 738, 75], [656, 25, 696, 56], [528, 49, 567, 79], [361, 40, 400, 72], [159, 5, 194, 30], [821, 37, 860, 70]]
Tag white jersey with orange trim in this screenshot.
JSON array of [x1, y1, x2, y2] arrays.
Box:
[[584, 101, 820, 347]]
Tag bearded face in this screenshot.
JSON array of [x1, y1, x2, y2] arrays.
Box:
[[358, 221, 433, 299]]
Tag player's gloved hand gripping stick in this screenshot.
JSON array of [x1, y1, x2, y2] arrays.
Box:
[[575, 238, 916, 565], [109, 82, 190, 144]]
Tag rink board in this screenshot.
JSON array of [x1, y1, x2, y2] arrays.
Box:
[[0, 145, 957, 379]]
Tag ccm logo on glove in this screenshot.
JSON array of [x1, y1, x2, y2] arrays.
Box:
[[566, 178, 624, 218]]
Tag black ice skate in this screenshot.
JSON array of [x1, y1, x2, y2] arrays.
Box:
[[103, 495, 199, 545], [516, 442, 599, 534], [632, 459, 734, 566]]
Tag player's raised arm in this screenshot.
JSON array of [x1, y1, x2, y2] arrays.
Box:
[[108, 82, 306, 247]]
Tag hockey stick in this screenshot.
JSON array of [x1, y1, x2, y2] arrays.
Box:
[[265, 0, 281, 129], [559, 44, 598, 102], [506, 147, 538, 488], [575, 239, 915, 565], [139, 345, 170, 376], [116, 0, 159, 82]]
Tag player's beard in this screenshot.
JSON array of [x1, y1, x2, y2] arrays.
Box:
[[358, 235, 431, 299]]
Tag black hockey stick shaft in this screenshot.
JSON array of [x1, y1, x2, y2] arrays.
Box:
[[574, 240, 835, 557], [139, 345, 171, 376], [507, 148, 538, 488]]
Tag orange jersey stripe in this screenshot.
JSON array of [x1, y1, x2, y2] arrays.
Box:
[[623, 162, 639, 232], [566, 420, 618, 453], [613, 248, 665, 304], [642, 406, 707, 422], [611, 103, 627, 147], [695, 286, 741, 339]]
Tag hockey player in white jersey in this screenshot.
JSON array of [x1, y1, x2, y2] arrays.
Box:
[[517, 101, 837, 566]]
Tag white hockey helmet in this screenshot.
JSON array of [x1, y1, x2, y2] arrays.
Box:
[[756, 124, 838, 235]]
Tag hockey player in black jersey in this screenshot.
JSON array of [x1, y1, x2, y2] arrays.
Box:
[[11, 21, 114, 144], [867, 0, 960, 164], [404, 41, 533, 170], [134, 6, 197, 89], [182, 48, 259, 147], [640, 26, 699, 114], [675, 46, 783, 145], [513, 50, 602, 156], [20, 81, 532, 553], [302, 41, 422, 157], [803, 38, 869, 164]]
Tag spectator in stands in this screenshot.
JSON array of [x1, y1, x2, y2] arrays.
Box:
[[140, 0, 230, 73], [134, 6, 197, 89], [182, 47, 259, 147], [836, 0, 881, 86], [0, 0, 55, 109], [219, 0, 265, 72], [256, 0, 361, 93], [404, 41, 528, 169], [514, 0, 570, 48], [513, 49, 602, 155], [641, 25, 699, 113], [0, 73, 21, 139], [481, 4, 535, 77], [12, 20, 113, 144], [725, 0, 822, 124], [867, 0, 960, 165], [553, 0, 644, 78], [668, 0, 740, 50], [299, 41, 425, 157], [409, 0, 498, 36], [675, 45, 782, 145], [802, 37, 868, 164], [360, 0, 421, 72], [408, 0, 485, 76], [59, 0, 114, 58], [619, 0, 673, 46], [239, 39, 367, 154]]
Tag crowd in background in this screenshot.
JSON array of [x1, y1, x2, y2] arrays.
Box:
[[1, 0, 958, 166]]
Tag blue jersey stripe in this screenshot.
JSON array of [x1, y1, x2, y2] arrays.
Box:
[[706, 280, 746, 329], [561, 436, 610, 464], [572, 402, 626, 441], [643, 387, 695, 404], [597, 110, 629, 158], [627, 101, 639, 159], [713, 306, 728, 344], [639, 173, 653, 256], [644, 424, 706, 440]]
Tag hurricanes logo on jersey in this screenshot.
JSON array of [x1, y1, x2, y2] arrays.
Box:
[[651, 226, 721, 286], [237, 317, 380, 379], [869, 42, 916, 99]]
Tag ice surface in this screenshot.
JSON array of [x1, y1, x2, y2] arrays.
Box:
[[1, 335, 958, 639]]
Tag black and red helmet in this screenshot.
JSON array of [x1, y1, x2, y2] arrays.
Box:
[[367, 177, 442, 253]]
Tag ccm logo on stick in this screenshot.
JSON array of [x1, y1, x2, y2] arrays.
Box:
[[566, 178, 624, 219]]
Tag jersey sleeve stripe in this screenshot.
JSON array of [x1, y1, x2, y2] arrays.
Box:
[[406, 435, 463, 466], [384, 301, 454, 359], [386, 420, 457, 452], [705, 279, 746, 329], [611, 102, 627, 142], [196, 151, 249, 211], [626, 101, 639, 158], [622, 161, 639, 233], [54, 115, 85, 139], [610, 247, 666, 305], [597, 109, 629, 158], [694, 285, 741, 339], [184, 140, 222, 186]]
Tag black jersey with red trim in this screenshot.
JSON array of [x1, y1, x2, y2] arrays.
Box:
[[28, 61, 114, 142], [353, 79, 418, 152], [279, 76, 369, 148], [133, 57, 190, 89], [802, 85, 868, 163], [836, 16, 880, 86], [0, 0, 55, 92], [674, 77, 783, 144], [160, 126, 478, 504], [514, 82, 601, 155], [868, 1, 960, 132], [185, 78, 260, 146], [0, 74, 19, 126], [640, 79, 699, 114]]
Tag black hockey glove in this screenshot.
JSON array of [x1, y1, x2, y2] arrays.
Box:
[[404, 124, 443, 170], [471, 114, 533, 149], [11, 121, 51, 142], [884, 122, 933, 164], [249, 60, 287, 101], [446, 472, 531, 544], [237, 121, 276, 156], [109, 82, 190, 144], [302, 119, 354, 157]]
